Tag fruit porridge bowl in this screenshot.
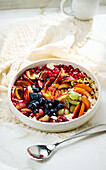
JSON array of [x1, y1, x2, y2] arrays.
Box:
[[8, 59, 100, 132]]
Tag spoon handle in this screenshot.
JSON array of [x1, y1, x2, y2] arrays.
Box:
[[55, 124, 106, 146]]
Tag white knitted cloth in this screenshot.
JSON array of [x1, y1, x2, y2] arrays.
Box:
[[0, 15, 106, 137]]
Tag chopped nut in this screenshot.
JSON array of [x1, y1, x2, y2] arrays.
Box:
[[71, 81, 76, 86]]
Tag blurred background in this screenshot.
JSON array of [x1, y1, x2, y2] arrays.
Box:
[[0, 0, 106, 9]]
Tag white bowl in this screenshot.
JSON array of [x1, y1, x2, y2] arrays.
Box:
[[8, 59, 101, 132]]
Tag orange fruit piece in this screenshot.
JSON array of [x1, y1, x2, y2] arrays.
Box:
[[82, 96, 90, 110], [74, 87, 92, 98], [74, 84, 93, 93], [72, 104, 80, 119], [78, 102, 85, 117]]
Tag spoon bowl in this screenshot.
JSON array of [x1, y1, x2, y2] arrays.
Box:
[[27, 144, 56, 160]]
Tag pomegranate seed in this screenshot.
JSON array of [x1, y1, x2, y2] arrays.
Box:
[[60, 116, 68, 122], [68, 71, 72, 75], [56, 71, 59, 74], [53, 68, 57, 71], [53, 64, 57, 67], [48, 73, 52, 77], [50, 119, 58, 123], [58, 118, 63, 122], [30, 113, 35, 118], [45, 68, 49, 71], [52, 74, 57, 77], [80, 74, 85, 78], [47, 70, 51, 76], [41, 67, 45, 71], [73, 71, 78, 75], [54, 74, 57, 77], [77, 73, 82, 77], [70, 68, 74, 72], [74, 68, 79, 72], [13, 102, 16, 106], [12, 97, 14, 101], [37, 70, 40, 73], [31, 69, 35, 73], [68, 65, 73, 69], [58, 76, 62, 81], [74, 75, 78, 79], [22, 111, 29, 117], [71, 74, 74, 78], [58, 64, 62, 68]]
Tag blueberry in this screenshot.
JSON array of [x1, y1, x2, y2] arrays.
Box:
[[32, 103, 37, 109], [45, 108, 49, 114], [53, 108, 57, 113], [45, 104, 49, 109], [30, 100, 36, 104], [39, 98, 45, 105], [29, 93, 38, 100], [47, 111, 52, 116], [34, 108, 39, 113], [28, 103, 33, 109], [52, 99, 59, 106], [38, 92, 42, 98], [32, 88, 39, 93], [50, 109, 55, 114], [57, 103, 64, 109], [45, 99, 51, 103], [28, 103, 37, 110], [48, 103, 52, 109], [34, 101, 39, 106], [52, 113, 57, 116]]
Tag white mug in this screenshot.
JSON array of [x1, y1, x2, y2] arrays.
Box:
[[60, 0, 99, 20]]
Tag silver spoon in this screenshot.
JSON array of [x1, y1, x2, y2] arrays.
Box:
[[27, 124, 106, 161]]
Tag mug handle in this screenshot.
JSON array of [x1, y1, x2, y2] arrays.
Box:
[[60, 0, 74, 16]]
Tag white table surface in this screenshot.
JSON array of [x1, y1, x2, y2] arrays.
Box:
[[0, 6, 106, 170]]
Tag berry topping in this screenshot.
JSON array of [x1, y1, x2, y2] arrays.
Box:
[[57, 103, 64, 109], [29, 93, 38, 100], [45, 99, 51, 103], [52, 99, 59, 106], [32, 88, 40, 93], [39, 98, 45, 105]]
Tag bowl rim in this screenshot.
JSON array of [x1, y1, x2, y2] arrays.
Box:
[[8, 59, 101, 127]]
